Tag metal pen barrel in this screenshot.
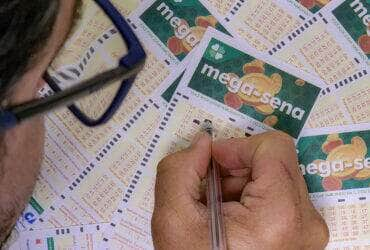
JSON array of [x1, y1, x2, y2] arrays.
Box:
[[203, 120, 227, 250]]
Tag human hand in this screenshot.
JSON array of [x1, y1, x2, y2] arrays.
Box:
[[151, 131, 329, 250]]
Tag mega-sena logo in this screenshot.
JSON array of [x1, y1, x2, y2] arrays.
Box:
[[334, 0, 370, 56], [209, 43, 225, 60], [199, 60, 308, 122]]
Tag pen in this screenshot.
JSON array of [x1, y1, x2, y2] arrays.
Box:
[[203, 119, 227, 250]]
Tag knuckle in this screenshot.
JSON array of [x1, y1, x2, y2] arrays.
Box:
[[259, 131, 296, 157], [267, 131, 294, 145]]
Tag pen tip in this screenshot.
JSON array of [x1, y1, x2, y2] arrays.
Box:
[[202, 119, 213, 136]]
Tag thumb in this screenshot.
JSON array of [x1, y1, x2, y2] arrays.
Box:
[[154, 132, 211, 215]]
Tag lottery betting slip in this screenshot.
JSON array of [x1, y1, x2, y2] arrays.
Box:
[[298, 123, 370, 248], [7, 0, 370, 249], [268, 0, 369, 84], [128, 0, 229, 68], [307, 71, 370, 128], [222, 0, 312, 52]]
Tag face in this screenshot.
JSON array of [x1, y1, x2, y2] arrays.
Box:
[[0, 0, 77, 233]]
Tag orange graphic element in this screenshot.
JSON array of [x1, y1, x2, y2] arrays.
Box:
[[167, 36, 185, 55], [195, 15, 218, 29], [358, 34, 370, 55], [263, 115, 278, 127], [299, 0, 315, 9], [322, 176, 342, 191], [224, 92, 243, 110], [295, 79, 306, 86]]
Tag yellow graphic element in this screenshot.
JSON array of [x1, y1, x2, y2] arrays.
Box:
[[236, 59, 283, 115], [354, 168, 370, 180], [315, 0, 330, 6], [321, 134, 367, 179], [295, 79, 306, 86], [182, 26, 206, 52]]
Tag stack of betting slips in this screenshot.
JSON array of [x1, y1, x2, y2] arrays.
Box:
[[12, 0, 369, 249]]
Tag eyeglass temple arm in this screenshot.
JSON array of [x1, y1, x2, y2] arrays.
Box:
[[0, 61, 144, 131]]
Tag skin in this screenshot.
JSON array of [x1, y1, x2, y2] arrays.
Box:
[[0, 0, 76, 243], [152, 131, 329, 249]]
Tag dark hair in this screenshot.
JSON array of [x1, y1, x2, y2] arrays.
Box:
[[0, 0, 59, 100]]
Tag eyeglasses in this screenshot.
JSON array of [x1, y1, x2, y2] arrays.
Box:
[[0, 0, 146, 131]]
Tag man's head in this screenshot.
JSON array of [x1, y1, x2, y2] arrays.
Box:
[[0, 0, 78, 242], [0, 0, 58, 101], [0, 0, 78, 105]]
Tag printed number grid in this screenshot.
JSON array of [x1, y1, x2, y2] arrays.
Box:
[[300, 31, 358, 84], [81, 174, 123, 221], [40, 101, 160, 228], [240, 0, 301, 44], [133, 50, 170, 96], [285, 54, 309, 72], [318, 202, 370, 242], [234, 26, 270, 52], [342, 88, 370, 124], [307, 96, 349, 128], [168, 98, 246, 154], [53, 89, 140, 155]]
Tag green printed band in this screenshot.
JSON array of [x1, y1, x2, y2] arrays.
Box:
[[29, 196, 44, 215], [297, 130, 370, 193], [188, 38, 320, 138], [333, 0, 370, 59], [47, 237, 55, 250], [140, 0, 227, 60]]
